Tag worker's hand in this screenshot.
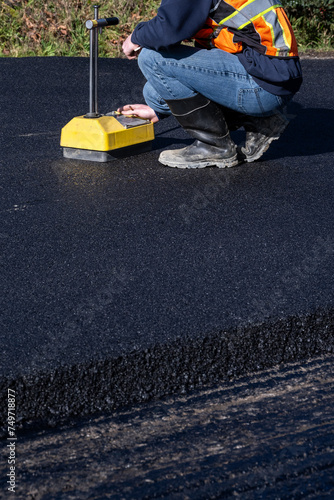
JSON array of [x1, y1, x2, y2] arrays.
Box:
[[122, 35, 141, 60], [117, 104, 159, 123]]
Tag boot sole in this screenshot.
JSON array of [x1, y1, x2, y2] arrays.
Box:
[[158, 154, 239, 169]]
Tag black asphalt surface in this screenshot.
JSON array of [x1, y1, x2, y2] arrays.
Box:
[[1, 354, 333, 499], [0, 57, 334, 432]]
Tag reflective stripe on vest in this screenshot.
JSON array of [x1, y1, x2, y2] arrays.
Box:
[[194, 0, 298, 57]]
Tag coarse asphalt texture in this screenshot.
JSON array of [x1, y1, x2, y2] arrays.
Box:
[[0, 57, 333, 442], [1, 354, 333, 499]]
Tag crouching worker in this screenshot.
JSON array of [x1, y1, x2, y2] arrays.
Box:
[[118, 0, 302, 169]]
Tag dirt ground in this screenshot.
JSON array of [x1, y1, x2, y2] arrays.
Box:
[[300, 49, 334, 59]]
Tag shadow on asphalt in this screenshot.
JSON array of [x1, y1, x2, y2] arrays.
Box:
[[265, 104, 334, 159], [151, 105, 334, 159]]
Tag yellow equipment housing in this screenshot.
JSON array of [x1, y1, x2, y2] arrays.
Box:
[[60, 113, 155, 162]]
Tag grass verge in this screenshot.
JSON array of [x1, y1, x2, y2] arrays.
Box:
[[1, 0, 333, 57]]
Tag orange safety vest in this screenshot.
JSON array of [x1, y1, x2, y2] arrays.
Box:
[[193, 0, 299, 57]]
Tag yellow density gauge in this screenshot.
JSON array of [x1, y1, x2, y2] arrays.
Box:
[[60, 7, 155, 162], [61, 113, 155, 162]]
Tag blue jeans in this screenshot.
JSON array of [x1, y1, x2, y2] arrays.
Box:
[[138, 45, 290, 118]]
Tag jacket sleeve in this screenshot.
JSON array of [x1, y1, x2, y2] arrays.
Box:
[[131, 0, 213, 50]]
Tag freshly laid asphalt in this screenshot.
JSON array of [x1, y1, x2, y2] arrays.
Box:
[[0, 57, 333, 435]]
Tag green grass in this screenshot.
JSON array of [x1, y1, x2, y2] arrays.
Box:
[[0, 0, 160, 57], [1, 0, 333, 57]]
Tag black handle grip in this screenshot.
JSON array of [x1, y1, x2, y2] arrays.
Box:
[[86, 17, 119, 30], [104, 17, 119, 26]]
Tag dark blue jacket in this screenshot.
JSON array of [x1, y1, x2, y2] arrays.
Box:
[[132, 0, 212, 50], [131, 0, 302, 96]]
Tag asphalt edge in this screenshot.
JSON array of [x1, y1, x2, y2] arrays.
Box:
[[2, 306, 333, 436]]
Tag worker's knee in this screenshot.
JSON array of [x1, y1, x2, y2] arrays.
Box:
[[138, 48, 168, 81], [138, 48, 156, 74]]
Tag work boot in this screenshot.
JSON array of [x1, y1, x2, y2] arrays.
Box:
[[239, 112, 289, 163], [220, 106, 245, 132], [159, 94, 238, 169]]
